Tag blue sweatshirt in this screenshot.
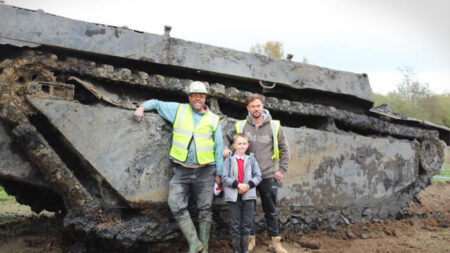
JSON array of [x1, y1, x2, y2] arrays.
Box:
[[141, 99, 223, 175]]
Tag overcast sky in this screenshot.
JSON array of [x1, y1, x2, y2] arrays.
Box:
[[5, 0, 450, 94]]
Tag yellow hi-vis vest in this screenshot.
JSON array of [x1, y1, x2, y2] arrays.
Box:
[[235, 119, 280, 161], [170, 104, 219, 164]]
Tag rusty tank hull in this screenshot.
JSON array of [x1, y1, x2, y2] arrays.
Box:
[[0, 3, 448, 250]]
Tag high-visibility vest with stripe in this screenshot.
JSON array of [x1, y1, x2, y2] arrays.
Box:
[[235, 119, 280, 161], [170, 104, 219, 164]]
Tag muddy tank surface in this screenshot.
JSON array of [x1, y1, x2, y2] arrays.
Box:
[[0, 3, 448, 251]]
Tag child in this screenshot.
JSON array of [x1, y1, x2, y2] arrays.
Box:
[[222, 133, 262, 253]]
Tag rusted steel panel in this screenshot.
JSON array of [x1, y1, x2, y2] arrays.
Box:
[[0, 4, 373, 103], [29, 98, 172, 205], [0, 122, 47, 187], [279, 128, 418, 208], [29, 97, 418, 211]]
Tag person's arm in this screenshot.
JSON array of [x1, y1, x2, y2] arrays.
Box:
[[222, 125, 236, 157], [213, 124, 224, 176], [221, 158, 237, 187], [134, 99, 180, 123], [277, 127, 290, 174], [248, 157, 262, 188]]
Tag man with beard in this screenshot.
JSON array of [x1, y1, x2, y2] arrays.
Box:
[[134, 81, 223, 253], [223, 93, 290, 253]]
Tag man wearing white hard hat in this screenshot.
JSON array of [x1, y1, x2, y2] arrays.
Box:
[[134, 81, 223, 253]]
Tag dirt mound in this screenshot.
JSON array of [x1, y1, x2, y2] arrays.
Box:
[[0, 182, 449, 253], [271, 181, 450, 253], [0, 215, 69, 253]]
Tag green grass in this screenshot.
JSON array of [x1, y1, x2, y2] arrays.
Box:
[[0, 185, 14, 201], [0, 212, 19, 223], [433, 163, 450, 182], [0, 185, 21, 224]]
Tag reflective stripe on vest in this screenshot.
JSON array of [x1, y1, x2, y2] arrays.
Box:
[[170, 104, 219, 164], [235, 119, 280, 161]]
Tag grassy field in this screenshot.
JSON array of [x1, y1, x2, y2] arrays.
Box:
[[0, 185, 14, 202], [0, 185, 18, 222], [433, 163, 450, 182]]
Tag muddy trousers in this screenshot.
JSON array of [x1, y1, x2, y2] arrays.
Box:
[[256, 178, 279, 237], [228, 195, 256, 237], [168, 163, 216, 223]]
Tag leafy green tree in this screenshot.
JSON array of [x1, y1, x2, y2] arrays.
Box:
[[250, 41, 284, 59], [424, 94, 450, 126], [437, 94, 450, 126], [373, 67, 450, 128], [374, 92, 427, 120]]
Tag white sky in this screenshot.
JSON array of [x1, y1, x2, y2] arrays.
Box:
[[4, 0, 450, 94]]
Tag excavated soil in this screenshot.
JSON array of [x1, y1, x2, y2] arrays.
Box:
[[0, 182, 449, 253]]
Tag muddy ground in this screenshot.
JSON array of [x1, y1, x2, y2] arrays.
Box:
[[0, 182, 449, 253]]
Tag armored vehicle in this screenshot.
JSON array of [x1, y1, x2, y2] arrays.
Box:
[[0, 3, 448, 251]]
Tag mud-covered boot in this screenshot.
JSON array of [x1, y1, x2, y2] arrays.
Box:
[[178, 219, 203, 253], [248, 235, 256, 251], [231, 237, 241, 253], [241, 235, 249, 253], [271, 236, 288, 253], [198, 222, 211, 253]]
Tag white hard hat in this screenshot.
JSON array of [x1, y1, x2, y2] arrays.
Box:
[[189, 81, 207, 94]]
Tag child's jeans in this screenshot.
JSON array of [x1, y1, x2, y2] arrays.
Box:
[[228, 194, 255, 237]]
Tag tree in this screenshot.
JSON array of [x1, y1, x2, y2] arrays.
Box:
[[438, 94, 450, 126], [250, 41, 284, 59], [420, 93, 450, 127], [373, 67, 450, 128], [396, 66, 431, 103]]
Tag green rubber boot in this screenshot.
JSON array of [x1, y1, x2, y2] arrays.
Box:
[[178, 219, 203, 253], [199, 222, 211, 253]]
